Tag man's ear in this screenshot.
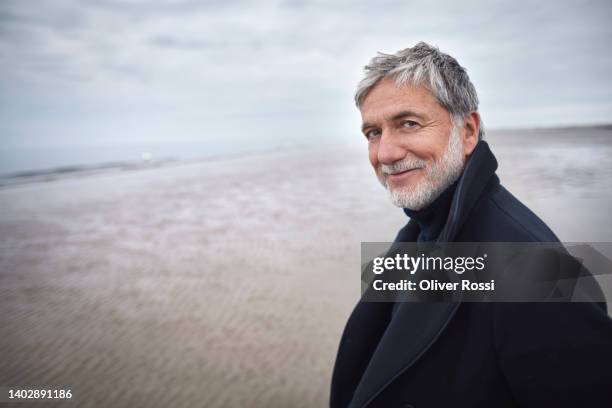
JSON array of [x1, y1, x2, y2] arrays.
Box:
[[462, 111, 480, 157]]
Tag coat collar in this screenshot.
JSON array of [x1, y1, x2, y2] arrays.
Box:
[[438, 140, 498, 242], [394, 140, 499, 244], [347, 141, 499, 408]]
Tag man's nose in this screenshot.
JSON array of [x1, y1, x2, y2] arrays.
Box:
[[377, 130, 406, 165]]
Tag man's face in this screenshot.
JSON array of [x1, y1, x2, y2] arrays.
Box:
[[360, 77, 466, 210]]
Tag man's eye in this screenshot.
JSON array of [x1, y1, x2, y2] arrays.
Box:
[[365, 129, 381, 139], [402, 120, 418, 128]]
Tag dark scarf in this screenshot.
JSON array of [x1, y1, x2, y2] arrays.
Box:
[[402, 180, 458, 242]]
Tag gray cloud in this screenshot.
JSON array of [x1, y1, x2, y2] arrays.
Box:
[[149, 35, 215, 50], [0, 0, 611, 171]]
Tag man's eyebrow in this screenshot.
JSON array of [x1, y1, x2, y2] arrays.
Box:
[[361, 110, 426, 132], [361, 122, 376, 132], [389, 110, 426, 121]]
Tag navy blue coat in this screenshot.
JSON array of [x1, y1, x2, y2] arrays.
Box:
[[330, 141, 612, 407]]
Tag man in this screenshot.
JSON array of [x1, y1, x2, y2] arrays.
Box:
[[330, 42, 612, 407]]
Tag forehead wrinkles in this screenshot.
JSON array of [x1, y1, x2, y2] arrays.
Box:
[[361, 83, 434, 125], [362, 86, 404, 114]]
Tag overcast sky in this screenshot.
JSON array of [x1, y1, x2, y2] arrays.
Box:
[[1, 0, 611, 170]]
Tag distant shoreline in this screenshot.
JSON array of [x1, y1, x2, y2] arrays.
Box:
[[0, 143, 310, 189], [1, 124, 610, 189], [487, 123, 612, 132]]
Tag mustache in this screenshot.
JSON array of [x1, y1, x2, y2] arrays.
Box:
[[380, 157, 427, 175]]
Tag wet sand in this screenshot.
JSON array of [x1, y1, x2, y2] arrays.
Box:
[[1, 126, 611, 407]]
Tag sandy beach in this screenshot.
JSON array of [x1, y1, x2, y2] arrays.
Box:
[[1, 126, 611, 407]]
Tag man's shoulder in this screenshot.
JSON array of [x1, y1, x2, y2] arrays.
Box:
[[460, 183, 560, 242]]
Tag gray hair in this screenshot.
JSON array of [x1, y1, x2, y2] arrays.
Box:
[[355, 42, 484, 140]]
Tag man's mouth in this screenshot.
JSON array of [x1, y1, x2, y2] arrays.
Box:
[[384, 167, 422, 184]]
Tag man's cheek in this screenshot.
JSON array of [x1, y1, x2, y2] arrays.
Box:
[[368, 155, 377, 170], [374, 167, 387, 187]]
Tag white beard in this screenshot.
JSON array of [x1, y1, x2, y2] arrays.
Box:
[[380, 124, 465, 210]]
